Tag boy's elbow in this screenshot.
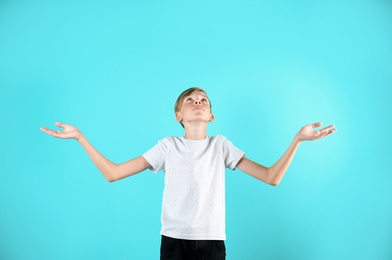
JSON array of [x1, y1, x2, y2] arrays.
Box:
[[266, 175, 280, 186], [105, 165, 121, 182], [258, 176, 279, 186], [265, 169, 281, 186], [106, 177, 116, 183], [105, 171, 118, 183]]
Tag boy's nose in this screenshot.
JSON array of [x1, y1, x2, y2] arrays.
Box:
[[195, 100, 202, 104]]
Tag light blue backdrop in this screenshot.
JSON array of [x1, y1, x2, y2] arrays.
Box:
[[1, 1, 391, 259]]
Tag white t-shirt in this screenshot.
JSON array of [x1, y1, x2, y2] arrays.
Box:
[[143, 135, 245, 240]]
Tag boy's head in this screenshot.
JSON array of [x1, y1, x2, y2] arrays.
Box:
[[174, 87, 213, 128]]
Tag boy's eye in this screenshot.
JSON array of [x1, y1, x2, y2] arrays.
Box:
[[185, 96, 208, 103]]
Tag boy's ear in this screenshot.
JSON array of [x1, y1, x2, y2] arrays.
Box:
[[175, 112, 182, 122], [209, 113, 215, 123]]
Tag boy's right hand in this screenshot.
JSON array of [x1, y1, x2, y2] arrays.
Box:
[[40, 122, 82, 140]]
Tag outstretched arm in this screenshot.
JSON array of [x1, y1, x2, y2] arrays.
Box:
[[236, 122, 336, 186], [40, 122, 151, 182]]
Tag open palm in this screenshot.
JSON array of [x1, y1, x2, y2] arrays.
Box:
[[297, 122, 336, 141], [40, 122, 82, 140]]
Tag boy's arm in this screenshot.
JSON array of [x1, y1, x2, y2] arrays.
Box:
[[41, 122, 151, 182], [236, 122, 336, 186]]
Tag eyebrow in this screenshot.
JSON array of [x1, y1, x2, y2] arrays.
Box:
[[186, 93, 208, 99]]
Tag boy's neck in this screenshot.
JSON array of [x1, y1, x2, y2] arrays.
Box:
[[183, 123, 208, 140]]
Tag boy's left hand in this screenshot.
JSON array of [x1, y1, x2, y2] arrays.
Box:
[[296, 122, 336, 141]]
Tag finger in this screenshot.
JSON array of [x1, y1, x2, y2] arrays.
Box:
[[319, 125, 335, 133], [55, 122, 64, 128], [40, 127, 54, 134], [312, 122, 322, 128], [51, 130, 65, 138], [40, 127, 62, 138], [318, 128, 336, 139]]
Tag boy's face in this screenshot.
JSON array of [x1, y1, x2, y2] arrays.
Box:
[[176, 91, 214, 127]]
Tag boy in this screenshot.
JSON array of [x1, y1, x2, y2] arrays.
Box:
[[40, 87, 336, 260]]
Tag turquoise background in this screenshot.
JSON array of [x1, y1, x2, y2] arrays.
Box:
[[1, 1, 391, 259]]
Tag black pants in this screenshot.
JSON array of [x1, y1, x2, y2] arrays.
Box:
[[160, 235, 226, 260]]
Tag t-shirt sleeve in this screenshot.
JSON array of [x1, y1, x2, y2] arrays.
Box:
[[222, 137, 245, 170], [142, 138, 171, 173]]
